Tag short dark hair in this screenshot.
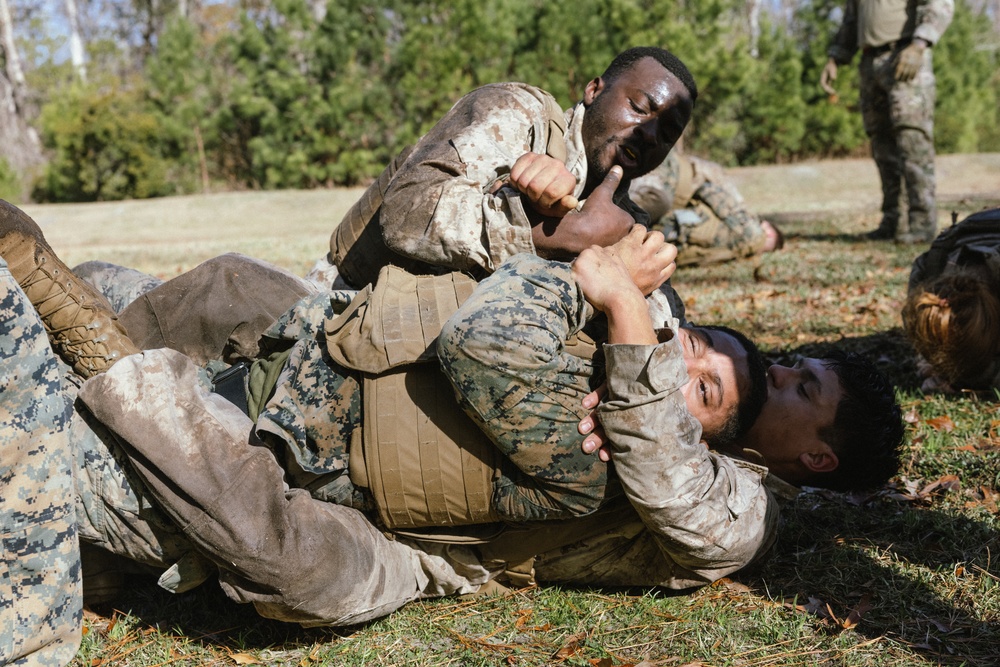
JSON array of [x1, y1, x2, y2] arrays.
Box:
[[602, 46, 698, 103], [699, 324, 768, 449], [812, 351, 904, 492]]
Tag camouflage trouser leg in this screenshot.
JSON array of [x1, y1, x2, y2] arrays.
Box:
[[0, 259, 81, 666], [78, 349, 432, 627], [119, 253, 316, 366], [71, 260, 164, 314], [860, 48, 937, 239], [673, 185, 767, 267], [70, 403, 198, 580]]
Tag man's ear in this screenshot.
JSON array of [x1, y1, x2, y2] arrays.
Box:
[[583, 76, 605, 106], [799, 446, 839, 474]]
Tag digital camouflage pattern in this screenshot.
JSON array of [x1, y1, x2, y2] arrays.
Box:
[[630, 151, 767, 266], [441, 254, 783, 587], [72, 260, 164, 314], [256, 290, 612, 522], [436, 258, 616, 519], [309, 82, 649, 289], [254, 337, 371, 510], [0, 260, 81, 666], [827, 0, 953, 240]]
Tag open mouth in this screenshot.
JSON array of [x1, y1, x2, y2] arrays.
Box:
[[619, 145, 639, 169]]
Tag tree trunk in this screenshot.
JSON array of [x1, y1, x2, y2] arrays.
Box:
[[65, 0, 88, 82], [0, 72, 44, 194], [747, 0, 761, 58], [0, 0, 43, 192]]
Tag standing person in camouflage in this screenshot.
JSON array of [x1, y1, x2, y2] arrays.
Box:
[[629, 149, 784, 266], [0, 256, 81, 666], [820, 0, 953, 243], [309, 46, 696, 290]]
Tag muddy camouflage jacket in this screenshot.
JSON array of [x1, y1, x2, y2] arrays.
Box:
[[344, 82, 648, 281]]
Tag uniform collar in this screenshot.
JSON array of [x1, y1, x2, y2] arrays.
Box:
[[563, 103, 589, 200]]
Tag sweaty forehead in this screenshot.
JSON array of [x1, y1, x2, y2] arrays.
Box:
[[616, 58, 686, 99], [692, 326, 750, 389]]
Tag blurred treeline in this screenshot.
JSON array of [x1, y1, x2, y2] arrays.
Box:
[[3, 0, 999, 202]]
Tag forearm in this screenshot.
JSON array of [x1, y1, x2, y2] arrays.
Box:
[[380, 84, 553, 274], [384, 167, 535, 273], [827, 0, 859, 63], [437, 254, 611, 517], [604, 290, 658, 346], [598, 342, 776, 571], [914, 0, 953, 44]]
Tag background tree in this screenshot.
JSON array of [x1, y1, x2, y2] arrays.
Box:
[[0, 0, 44, 198], [11, 0, 1000, 201]]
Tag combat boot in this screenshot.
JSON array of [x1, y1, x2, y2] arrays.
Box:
[[0, 200, 140, 377]]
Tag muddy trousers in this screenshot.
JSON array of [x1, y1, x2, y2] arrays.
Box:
[[78, 348, 427, 627], [93, 253, 317, 365]]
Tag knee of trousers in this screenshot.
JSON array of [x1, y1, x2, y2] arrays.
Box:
[[215, 499, 422, 627]]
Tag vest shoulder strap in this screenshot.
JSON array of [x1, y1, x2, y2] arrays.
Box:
[[324, 265, 477, 374]]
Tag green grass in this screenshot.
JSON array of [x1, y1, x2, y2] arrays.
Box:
[[58, 180, 1000, 666]]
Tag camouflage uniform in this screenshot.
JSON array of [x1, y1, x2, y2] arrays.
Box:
[[827, 0, 953, 241], [5, 251, 783, 630], [0, 258, 81, 666], [307, 82, 649, 289], [630, 151, 768, 266], [72, 260, 164, 314], [75, 253, 783, 625]]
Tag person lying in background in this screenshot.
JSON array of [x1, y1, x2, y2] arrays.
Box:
[[902, 207, 1000, 392]]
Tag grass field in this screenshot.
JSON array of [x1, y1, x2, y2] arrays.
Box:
[[34, 154, 1000, 666]]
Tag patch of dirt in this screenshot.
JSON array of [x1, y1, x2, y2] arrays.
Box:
[[728, 152, 1000, 223]]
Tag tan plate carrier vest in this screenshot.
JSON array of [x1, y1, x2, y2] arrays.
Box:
[[328, 88, 569, 288], [323, 265, 597, 531]]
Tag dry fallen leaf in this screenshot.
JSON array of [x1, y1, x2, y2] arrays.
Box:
[[926, 415, 955, 432], [553, 631, 589, 660], [588, 658, 617, 667], [841, 594, 873, 630], [920, 474, 960, 496], [229, 653, 261, 665]]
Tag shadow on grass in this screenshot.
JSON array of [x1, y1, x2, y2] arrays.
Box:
[[85, 577, 349, 652], [742, 495, 1000, 666], [761, 328, 920, 391]]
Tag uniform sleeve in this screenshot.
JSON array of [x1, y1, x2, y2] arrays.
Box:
[[597, 342, 778, 578], [379, 84, 552, 276], [914, 0, 954, 45], [437, 254, 613, 520], [694, 180, 767, 257], [827, 0, 860, 64]]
